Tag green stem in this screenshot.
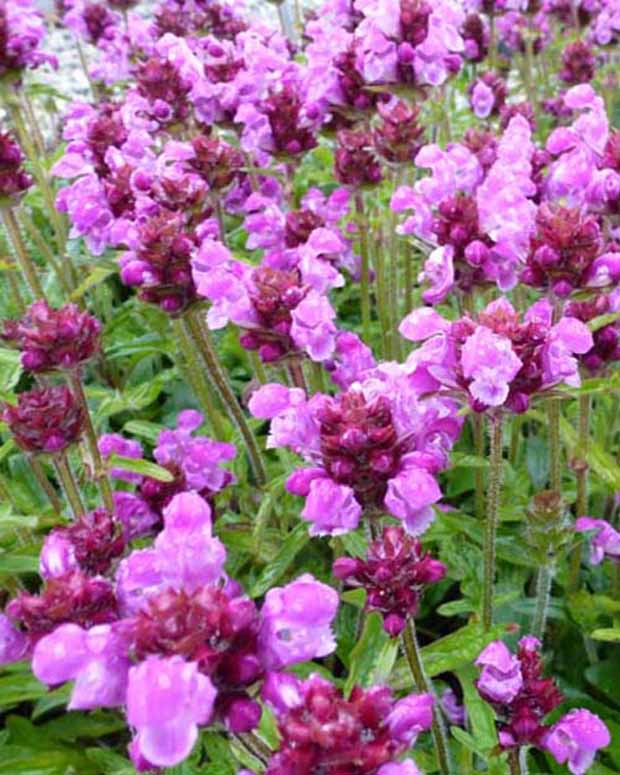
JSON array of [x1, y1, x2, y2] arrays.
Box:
[[184, 309, 267, 485], [7, 98, 68, 252], [483, 413, 504, 631], [355, 192, 372, 345], [402, 619, 453, 775], [173, 317, 226, 438], [68, 370, 115, 513], [213, 197, 228, 247], [1, 206, 44, 298], [75, 37, 97, 100], [531, 564, 553, 641], [30, 457, 62, 514], [21, 94, 46, 159], [548, 398, 561, 493], [6, 265, 26, 314], [508, 748, 527, 775], [569, 394, 591, 592], [53, 453, 85, 518], [232, 731, 271, 765], [473, 413, 485, 520], [249, 351, 268, 385], [18, 209, 73, 295], [373, 222, 390, 359]]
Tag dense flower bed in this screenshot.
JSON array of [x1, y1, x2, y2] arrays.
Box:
[[1, 0, 620, 773]]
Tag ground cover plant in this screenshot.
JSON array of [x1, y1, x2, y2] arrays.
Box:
[[2, 0, 620, 773]]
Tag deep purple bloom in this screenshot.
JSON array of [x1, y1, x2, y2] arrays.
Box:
[[0, 0, 56, 78], [333, 525, 446, 635], [469, 72, 507, 119], [335, 128, 383, 187], [476, 637, 564, 750], [2, 301, 101, 372], [262, 671, 433, 775], [560, 40, 596, 85], [0, 132, 32, 201], [3, 386, 84, 454]]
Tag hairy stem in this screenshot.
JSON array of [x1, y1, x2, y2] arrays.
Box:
[[19, 209, 74, 295], [402, 619, 453, 775], [508, 748, 528, 775], [30, 457, 62, 514], [1, 207, 44, 298], [548, 398, 561, 493], [569, 394, 591, 591], [53, 453, 85, 518], [173, 317, 226, 438], [473, 413, 485, 520], [531, 564, 553, 641], [68, 371, 115, 513], [355, 192, 372, 345], [483, 413, 503, 631], [184, 309, 267, 485]]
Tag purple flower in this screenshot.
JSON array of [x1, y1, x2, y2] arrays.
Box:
[[0, 0, 57, 78], [300, 477, 363, 536], [387, 693, 435, 745], [0, 132, 32, 201], [3, 386, 84, 454], [153, 410, 236, 493], [258, 573, 339, 669], [39, 533, 78, 580], [575, 517, 620, 564], [475, 641, 523, 704], [126, 655, 216, 768], [441, 688, 466, 726], [384, 467, 442, 535], [544, 709, 610, 775], [32, 623, 130, 710], [0, 614, 29, 664], [378, 763, 423, 775], [98, 433, 144, 483]]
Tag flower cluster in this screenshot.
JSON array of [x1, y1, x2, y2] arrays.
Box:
[[99, 409, 236, 537], [476, 638, 609, 773], [0, 490, 340, 770], [2, 301, 101, 372], [0, 132, 32, 201], [2, 385, 84, 454], [400, 297, 593, 413], [249, 371, 460, 535], [259, 671, 433, 775], [0, 0, 56, 78], [334, 525, 446, 635]]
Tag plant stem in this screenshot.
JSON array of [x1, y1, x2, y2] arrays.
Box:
[[287, 360, 308, 392], [173, 317, 226, 438], [355, 192, 372, 345], [6, 266, 26, 314], [19, 209, 74, 295], [53, 453, 85, 518], [548, 398, 561, 493], [30, 457, 62, 514], [482, 413, 503, 631], [1, 207, 44, 298], [531, 564, 553, 641], [473, 413, 485, 520], [569, 394, 591, 591], [213, 197, 228, 247], [21, 94, 46, 159], [249, 351, 268, 384], [184, 309, 267, 485], [402, 619, 453, 775], [67, 370, 115, 513], [232, 732, 271, 765], [508, 748, 528, 775]]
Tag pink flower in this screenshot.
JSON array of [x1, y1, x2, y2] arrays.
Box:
[[575, 517, 620, 564], [544, 709, 610, 775], [127, 656, 216, 768]]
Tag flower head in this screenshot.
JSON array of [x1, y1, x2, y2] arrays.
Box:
[[575, 517, 620, 564], [0, 132, 32, 201], [3, 386, 84, 454], [262, 671, 433, 775], [2, 301, 101, 372], [334, 525, 446, 635]]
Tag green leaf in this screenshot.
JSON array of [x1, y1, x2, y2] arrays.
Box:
[[456, 664, 498, 753], [586, 659, 620, 705], [122, 420, 163, 444], [0, 671, 47, 708], [0, 348, 22, 394], [588, 310, 620, 332], [421, 622, 507, 678], [105, 453, 174, 482], [85, 748, 135, 775], [344, 612, 390, 694], [591, 628, 620, 642], [40, 711, 126, 741], [0, 553, 40, 574], [69, 261, 118, 301], [249, 522, 310, 597]]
